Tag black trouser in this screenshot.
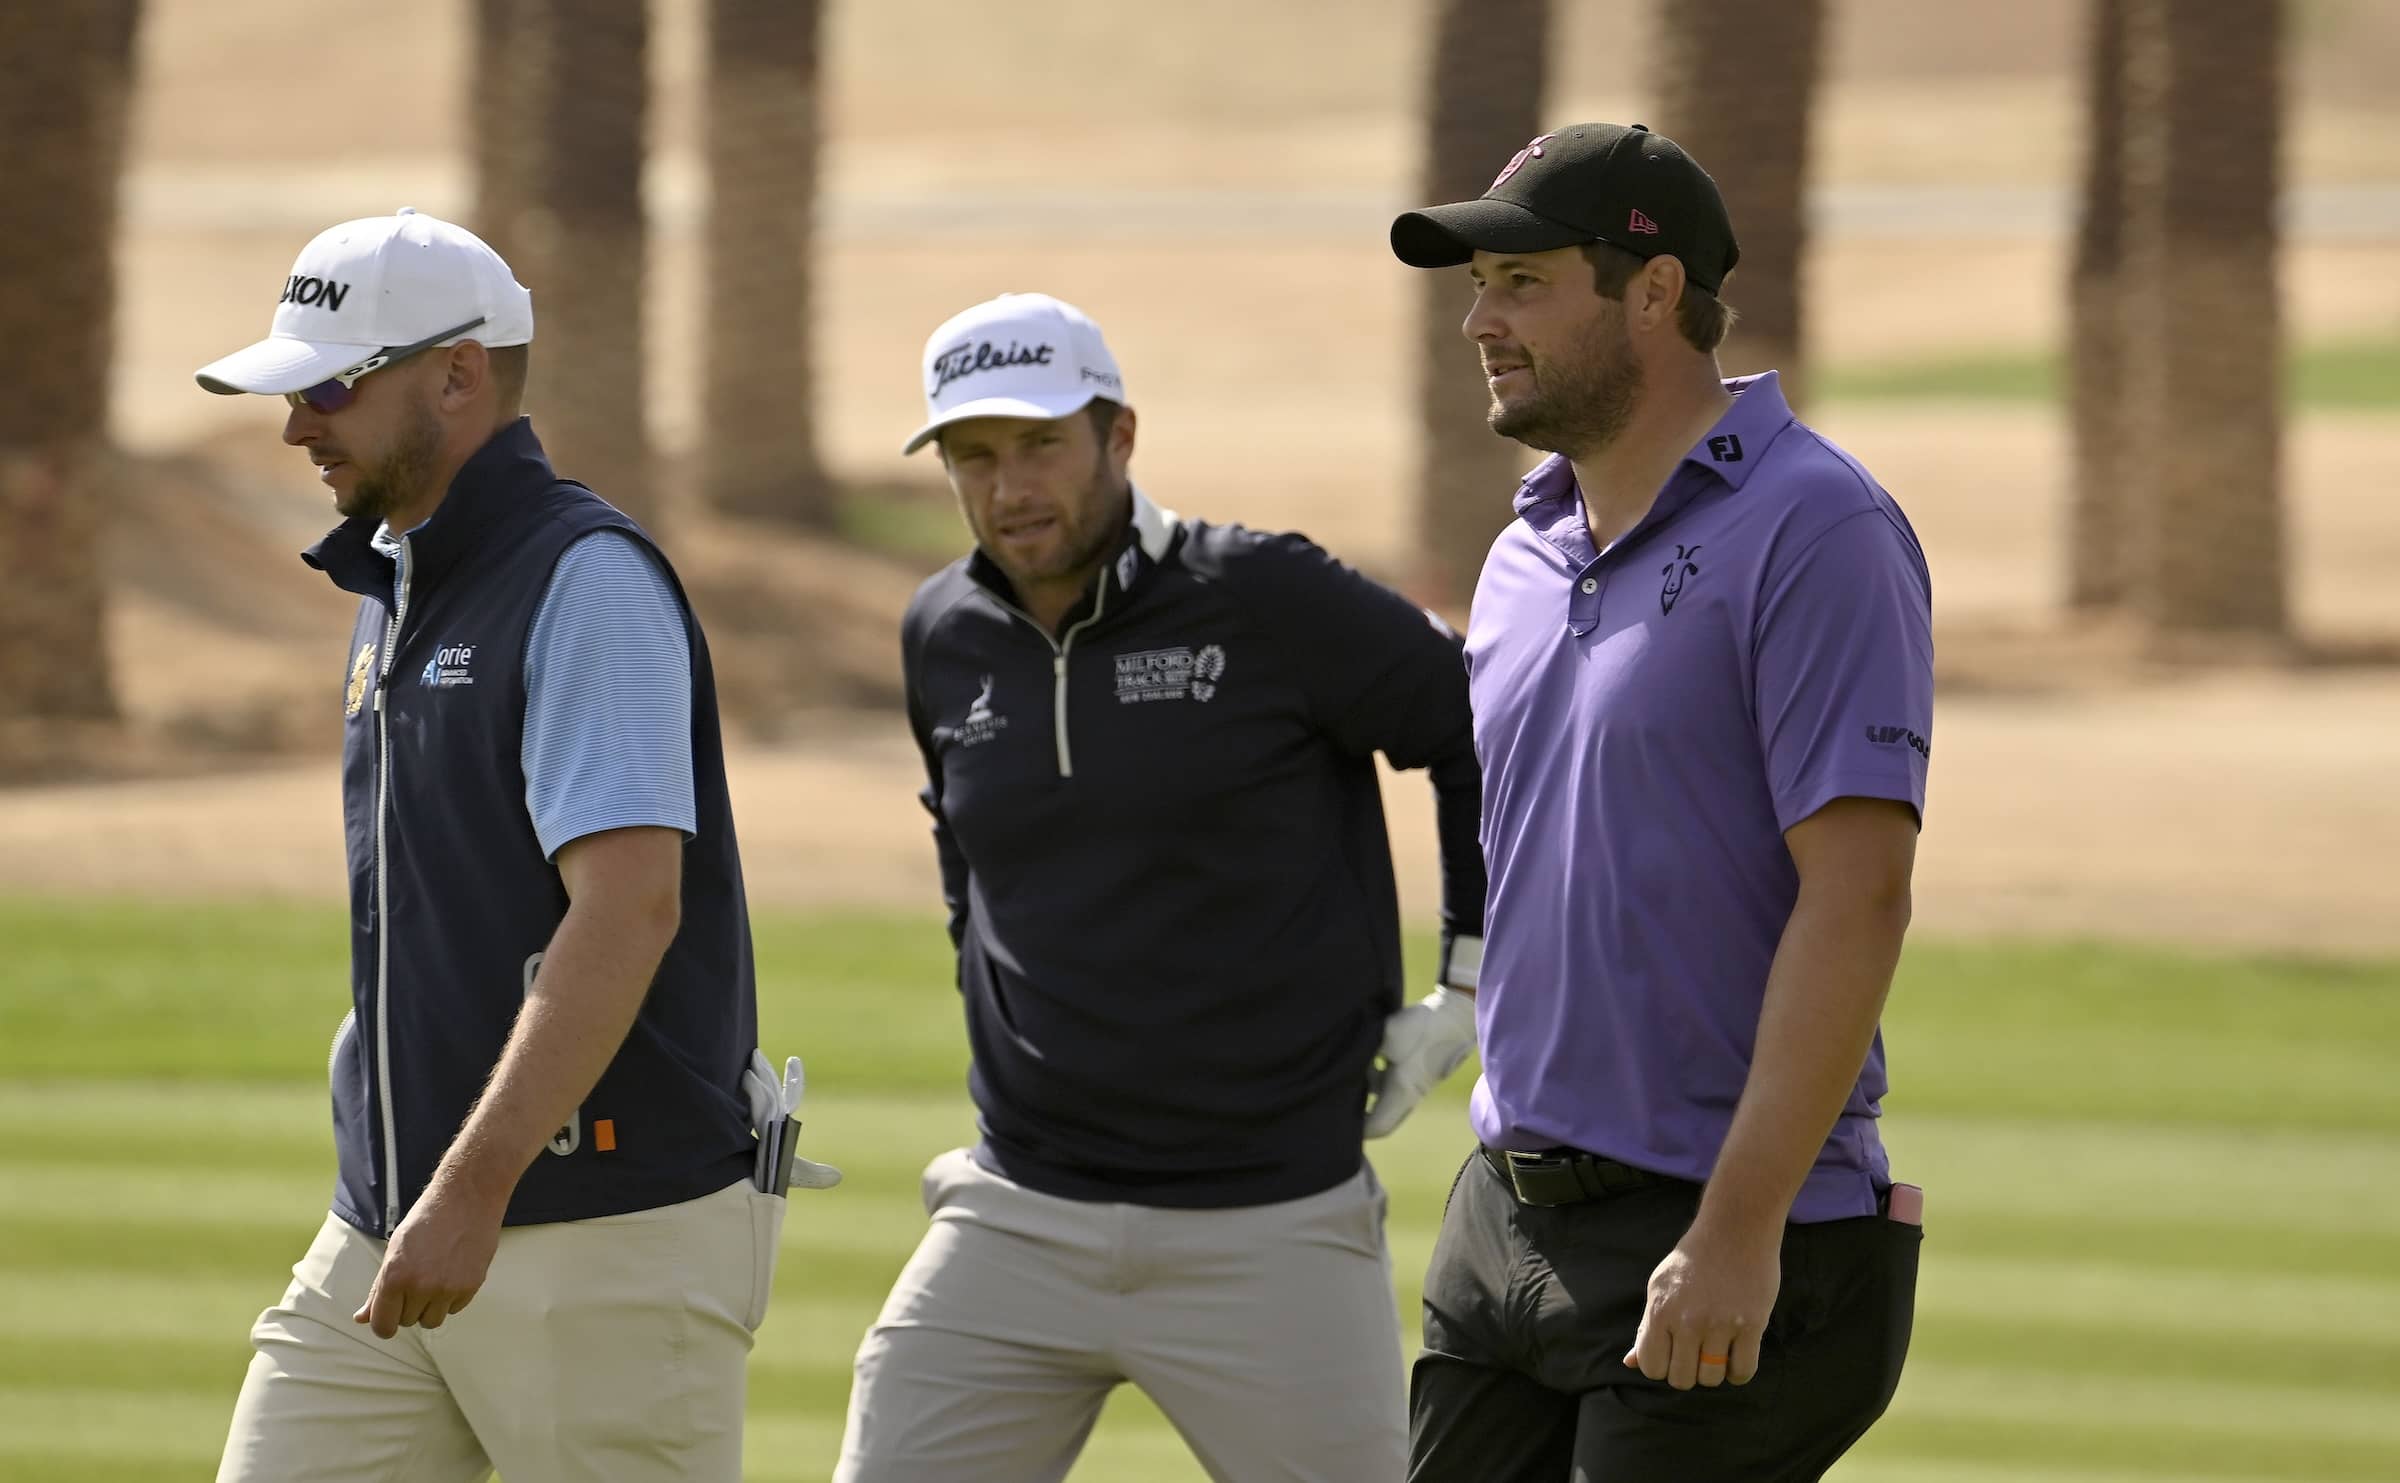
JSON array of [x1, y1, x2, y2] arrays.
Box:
[[1409, 1148, 1919, 1483]]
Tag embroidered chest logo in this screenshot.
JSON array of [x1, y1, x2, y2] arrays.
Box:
[[1114, 644, 1227, 705], [956, 674, 1008, 747], [1660, 545, 1701, 614], [344, 642, 376, 717], [419, 642, 477, 689]]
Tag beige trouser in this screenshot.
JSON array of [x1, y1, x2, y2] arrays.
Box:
[[216, 1178, 783, 1483], [835, 1148, 1407, 1483]]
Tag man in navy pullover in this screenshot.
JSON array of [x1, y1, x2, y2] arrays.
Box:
[[833, 293, 1488, 1482]]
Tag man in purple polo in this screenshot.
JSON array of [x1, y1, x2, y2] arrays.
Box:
[[1389, 122, 1931, 1481]]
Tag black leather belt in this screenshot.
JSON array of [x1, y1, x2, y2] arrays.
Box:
[[1481, 1145, 1663, 1206]]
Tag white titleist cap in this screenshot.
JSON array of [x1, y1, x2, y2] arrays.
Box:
[[902, 292, 1128, 455], [194, 207, 534, 396]]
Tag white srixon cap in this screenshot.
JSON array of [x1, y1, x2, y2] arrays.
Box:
[[194, 208, 534, 396], [902, 293, 1127, 455]]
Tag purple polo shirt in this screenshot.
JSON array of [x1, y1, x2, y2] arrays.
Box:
[[1465, 372, 1932, 1223]]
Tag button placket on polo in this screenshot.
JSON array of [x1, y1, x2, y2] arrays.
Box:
[[1568, 562, 1606, 634], [1565, 468, 1722, 638]]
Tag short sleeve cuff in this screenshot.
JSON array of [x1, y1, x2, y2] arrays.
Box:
[[539, 808, 700, 862], [1776, 773, 1924, 835]]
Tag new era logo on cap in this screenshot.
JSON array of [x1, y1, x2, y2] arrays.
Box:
[[902, 293, 1128, 455], [1628, 209, 1660, 235]]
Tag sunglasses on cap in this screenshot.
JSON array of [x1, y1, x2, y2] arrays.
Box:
[[283, 315, 487, 414]]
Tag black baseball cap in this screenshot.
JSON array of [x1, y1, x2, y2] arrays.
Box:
[[1390, 122, 1740, 295]]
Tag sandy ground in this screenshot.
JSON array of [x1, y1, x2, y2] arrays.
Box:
[[16, 393, 2400, 955], [30, 391, 2393, 955], [6, 0, 2395, 958], [5, 662, 2397, 957]]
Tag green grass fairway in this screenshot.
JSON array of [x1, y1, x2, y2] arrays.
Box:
[[1817, 337, 2400, 412], [3, 899, 2398, 1480]]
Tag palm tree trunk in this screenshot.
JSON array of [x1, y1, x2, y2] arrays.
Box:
[[0, 0, 140, 723], [468, 0, 531, 266], [1411, 0, 1549, 610], [2066, 0, 2130, 611], [505, 0, 659, 532], [700, 0, 833, 526], [2121, 0, 2285, 639], [1650, 0, 1827, 405]]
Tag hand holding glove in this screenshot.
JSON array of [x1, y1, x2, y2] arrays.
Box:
[[1363, 985, 1477, 1138]]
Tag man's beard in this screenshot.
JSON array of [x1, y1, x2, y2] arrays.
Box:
[[985, 453, 1128, 592], [338, 393, 445, 523], [1489, 307, 1644, 458]]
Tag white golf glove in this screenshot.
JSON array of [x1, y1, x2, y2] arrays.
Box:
[[1363, 985, 1477, 1138], [746, 1050, 843, 1194], [783, 1149, 845, 1192]]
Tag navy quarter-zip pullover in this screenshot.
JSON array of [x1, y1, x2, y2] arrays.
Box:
[[901, 492, 1486, 1208]]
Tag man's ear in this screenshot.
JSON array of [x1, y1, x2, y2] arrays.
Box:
[[439, 342, 491, 410], [1109, 404, 1138, 464], [1633, 256, 1689, 335]]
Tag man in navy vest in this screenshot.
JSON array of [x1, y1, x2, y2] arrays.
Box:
[[193, 208, 827, 1482]]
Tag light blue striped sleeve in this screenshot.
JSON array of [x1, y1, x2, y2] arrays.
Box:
[[522, 531, 697, 860]]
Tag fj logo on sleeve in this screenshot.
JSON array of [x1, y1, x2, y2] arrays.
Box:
[[1660, 545, 1701, 614]]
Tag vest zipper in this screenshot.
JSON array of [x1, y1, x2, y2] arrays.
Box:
[[995, 578, 1108, 779], [370, 534, 413, 1231]]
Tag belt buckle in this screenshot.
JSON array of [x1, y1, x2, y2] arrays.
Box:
[[1502, 1149, 1571, 1204]]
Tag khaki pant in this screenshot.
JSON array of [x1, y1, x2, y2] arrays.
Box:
[[216, 1179, 783, 1483], [835, 1149, 1407, 1483]]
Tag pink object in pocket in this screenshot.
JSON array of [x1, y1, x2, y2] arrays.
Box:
[[1886, 1182, 1924, 1226]]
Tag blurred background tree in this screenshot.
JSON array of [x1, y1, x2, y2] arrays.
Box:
[[700, 0, 834, 526], [2120, 0, 2285, 643], [1650, 0, 1828, 406], [469, 0, 531, 265], [475, 0, 660, 532], [0, 0, 141, 727], [2068, 0, 2132, 612], [1409, 0, 1548, 611]]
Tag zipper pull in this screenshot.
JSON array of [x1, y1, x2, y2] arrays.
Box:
[[1053, 654, 1066, 677]]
